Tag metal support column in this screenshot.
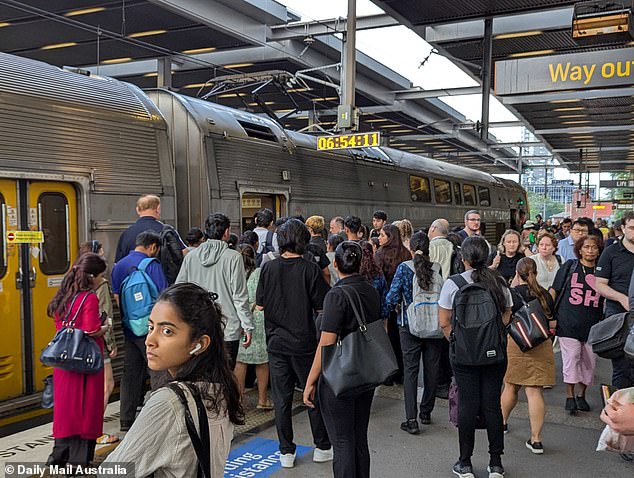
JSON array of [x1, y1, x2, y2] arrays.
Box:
[[338, 0, 358, 132], [157, 56, 172, 89], [480, 18, 493, 142]]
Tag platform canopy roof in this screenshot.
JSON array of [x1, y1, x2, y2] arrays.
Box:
[[372, 0, 634, 173], [2, 0, 601, 173]]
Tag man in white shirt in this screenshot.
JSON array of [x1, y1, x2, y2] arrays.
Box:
[[429, 218, 454, 280], [253, 208, 279, 254]]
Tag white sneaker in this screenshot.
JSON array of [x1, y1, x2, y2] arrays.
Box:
[[313, 447, 334, 463], [280, 452, 296, 468]]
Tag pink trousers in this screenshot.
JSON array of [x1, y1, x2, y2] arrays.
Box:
[[559, 337, 596, 386]]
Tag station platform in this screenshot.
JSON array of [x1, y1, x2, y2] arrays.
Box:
[[1, 354, 632, 477]]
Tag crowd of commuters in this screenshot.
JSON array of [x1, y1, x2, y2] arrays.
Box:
[[44, 194, 634, 477]]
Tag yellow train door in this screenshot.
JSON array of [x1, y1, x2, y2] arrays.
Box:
[[0, 180, 78, 401], [0, 179, 21, 400], [29, 181, 78, 393]]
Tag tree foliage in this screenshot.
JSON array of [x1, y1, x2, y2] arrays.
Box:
[[528, 191, 566, 219]]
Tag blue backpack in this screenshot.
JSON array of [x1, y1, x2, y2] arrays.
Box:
[[120, 257, 159, 336]]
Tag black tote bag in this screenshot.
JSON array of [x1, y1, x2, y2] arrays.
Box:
[[40, 293, 104, 374], [507, 292, 551, 353], [321, 286, 398, 398]]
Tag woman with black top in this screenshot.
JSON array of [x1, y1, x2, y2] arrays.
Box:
[[375, 224, 412, 383], [491, 229, 525, 284], [550, 234, 604, 415], [501, 257, 556, 455], [438, 236, 513, 478], [304, 241, 382, 478]]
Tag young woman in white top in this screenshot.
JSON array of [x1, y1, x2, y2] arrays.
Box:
[[530, 232, 561, 290], [101, 283, 243, 478]]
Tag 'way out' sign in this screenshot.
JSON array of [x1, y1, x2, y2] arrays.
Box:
[[495, 47, 634, 95]]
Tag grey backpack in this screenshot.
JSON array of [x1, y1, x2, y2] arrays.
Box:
[[405, 261, 444, 339]]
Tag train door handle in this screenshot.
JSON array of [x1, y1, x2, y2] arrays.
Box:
[[16, 267, 23, 289], [29, 267, 36, 288]]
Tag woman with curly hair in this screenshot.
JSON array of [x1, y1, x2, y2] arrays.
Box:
[[359, 240, 388, 318], [375, 224, 412, 383]]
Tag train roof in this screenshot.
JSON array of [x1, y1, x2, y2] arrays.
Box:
[[0, 52, 164, 127], [150, 89, 510, 188]]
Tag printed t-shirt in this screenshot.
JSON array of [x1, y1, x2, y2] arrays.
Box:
[[551, 261, 604, 342]]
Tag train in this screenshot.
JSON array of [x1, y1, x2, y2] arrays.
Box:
[[0, 51, 527, 427]]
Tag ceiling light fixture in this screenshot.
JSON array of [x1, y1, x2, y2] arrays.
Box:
[[223, 63, 255, 69], [550, 99, 581, 104], [495, 30, 543, 40], [0, 22, 10, 28], [64, 7, 105, 17], [366, 118, 390, 123], [41, 42, 77, 50], [554, 107, 585, 112], [128, 30, 167, 38], [101, 57, 132, 64], [182, 47, 216, 55], [509, 49, 556, 58], [563, 120, 591, 124]]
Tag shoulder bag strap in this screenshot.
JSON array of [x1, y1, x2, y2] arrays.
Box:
[[553, 259, 576, 313], [449, 274, 468, 289], [63, 293, 92, 328], [168, 383, 211, 478], [338, 286, 368, 329]]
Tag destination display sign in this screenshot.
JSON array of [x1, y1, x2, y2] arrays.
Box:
[[317, 132, 380, 151], [600, 180, 634, 188], [495, 48, 634, 95]]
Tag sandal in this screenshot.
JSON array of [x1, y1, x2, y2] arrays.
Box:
[[256, 400, 274, 411], [96, 434, 120, 445]]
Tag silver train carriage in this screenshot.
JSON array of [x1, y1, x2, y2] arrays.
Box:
[[0, 52, 527, 423]]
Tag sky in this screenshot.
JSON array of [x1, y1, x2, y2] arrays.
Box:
[[275, 0, 598, 183]]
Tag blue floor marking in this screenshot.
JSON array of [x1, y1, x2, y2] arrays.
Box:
[[224, 437, 312, 477]]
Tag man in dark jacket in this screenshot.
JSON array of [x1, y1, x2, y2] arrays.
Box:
[[115, 194, 186, 283]]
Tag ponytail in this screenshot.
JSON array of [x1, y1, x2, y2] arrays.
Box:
[[516, 257, 552, 319], [410, 232, 434, 290], [462, 236, 509, 312]]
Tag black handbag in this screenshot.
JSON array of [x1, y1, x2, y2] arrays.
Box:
[[168, 383, 210, 478], [40, 293, 104, 374], [588, 312, 630, 359], [507, 291, 551, 353], [321, 286, 398, 398]]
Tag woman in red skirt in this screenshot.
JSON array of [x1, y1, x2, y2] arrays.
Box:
[[46, 253, 108, 467]]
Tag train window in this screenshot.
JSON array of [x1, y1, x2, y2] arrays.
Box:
[[463, 184, 477, 206], [0, 194, 5, 279], [434, 179, 452, 204], [410, 175, 431, 203], [237, 120, 277, 142], [478, 187, 491, 207], [39, 193, 70, 275], [453, 182, 462, 205]]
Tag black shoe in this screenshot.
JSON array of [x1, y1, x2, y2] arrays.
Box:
[[436, 383, 450, 399], [575, 396, 591, 412], [487, 465, 505, 478], [452, 461, 475, 478], [526, 439, 544, 454], [503, 423, 509, 434], [400, 419, 419, 435], [619, 453, 634, 461], [419, 412, 431, 425], [565, 397, 577, 415]]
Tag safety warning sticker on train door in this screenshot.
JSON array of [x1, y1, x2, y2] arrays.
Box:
[[5, 231, 44, 243]]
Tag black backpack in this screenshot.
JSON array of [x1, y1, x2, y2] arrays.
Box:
[[159, 224, 184, 284], [256, 230, 275, 266], [449, 274, 506, 367]]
